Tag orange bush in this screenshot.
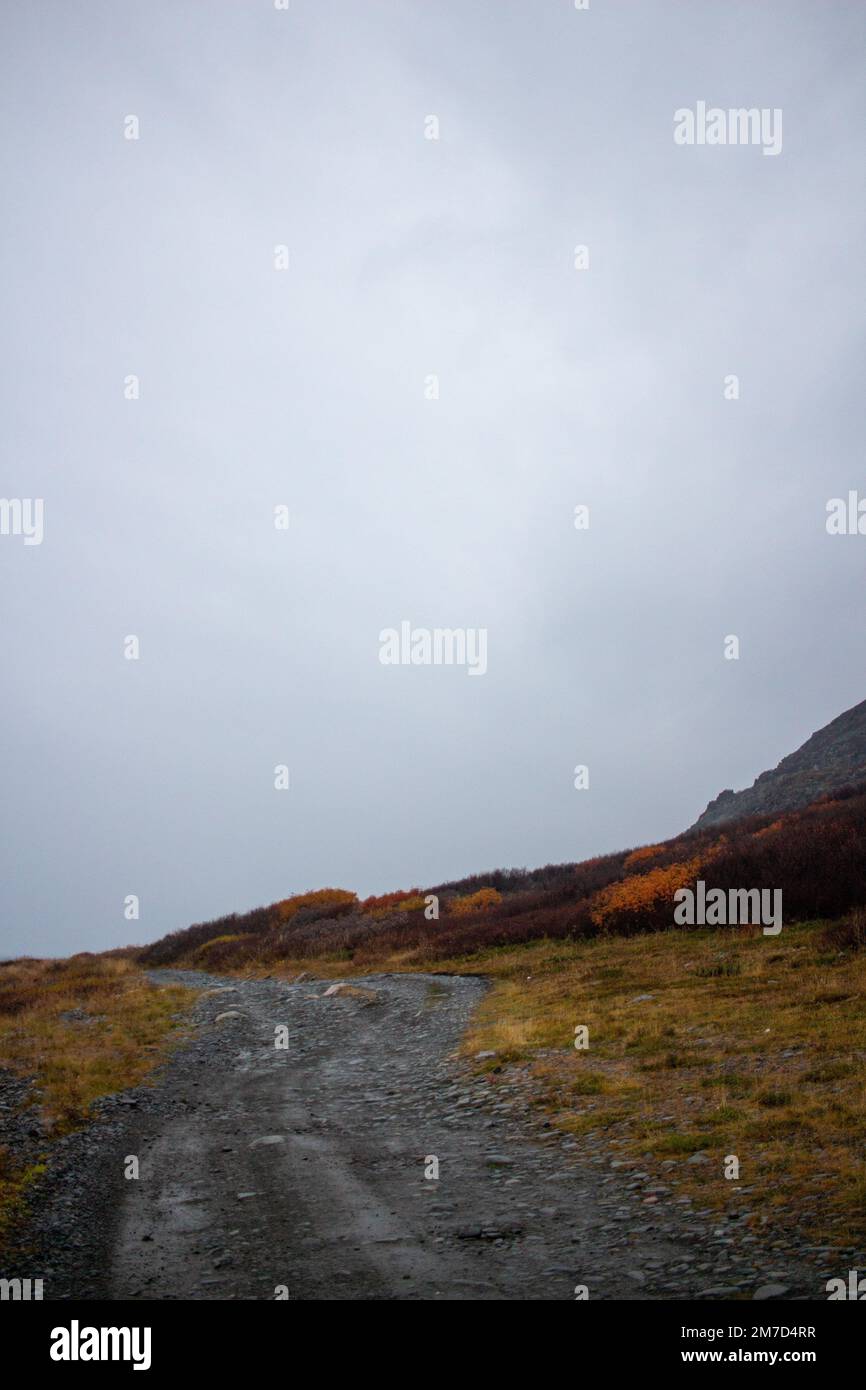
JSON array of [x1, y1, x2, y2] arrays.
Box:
[[450, 888, 502, 916], [359, 889, 424, 916], [366, 896, 426, 919], [276, 889, 357, 922], [589, 858, 702, 928]]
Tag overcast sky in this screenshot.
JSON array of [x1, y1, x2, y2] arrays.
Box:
[[2, 1, 864, 958]]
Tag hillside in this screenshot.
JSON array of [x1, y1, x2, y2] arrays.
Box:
[[138, 784, 866, 972], [690, 697, 866, 832]]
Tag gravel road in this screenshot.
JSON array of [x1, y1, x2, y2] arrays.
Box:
[[7, 970, 841, 1300]]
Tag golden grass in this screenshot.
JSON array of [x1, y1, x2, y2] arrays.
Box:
[[445, 922, 866, 1245], [0, 954, 194, 1132], [0, 953, 195, 1248]]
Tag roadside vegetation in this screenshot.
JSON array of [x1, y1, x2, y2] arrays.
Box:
[[0, 954, 193, 1249], [452, 914, 866, 1247]]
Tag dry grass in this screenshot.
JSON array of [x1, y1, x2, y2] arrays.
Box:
[[446, 921, 866, 1245], [0, 953, 194, 1246], [0, 953, 194, 1132]]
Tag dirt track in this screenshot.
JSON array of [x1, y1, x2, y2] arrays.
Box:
[[15, 970, 829, 1300]]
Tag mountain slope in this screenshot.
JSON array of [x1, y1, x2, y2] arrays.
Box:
[[690, 697, 866, 832]]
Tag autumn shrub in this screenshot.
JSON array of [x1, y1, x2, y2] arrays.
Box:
[[359, 889, 425, 916], [588, 858, 704, 935], [193, 934, 259, 967], [449, 888, 502, 915], [275, 889, 357, 923]]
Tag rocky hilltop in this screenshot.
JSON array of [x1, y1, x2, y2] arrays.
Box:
[[690, 697, 866, 832]]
